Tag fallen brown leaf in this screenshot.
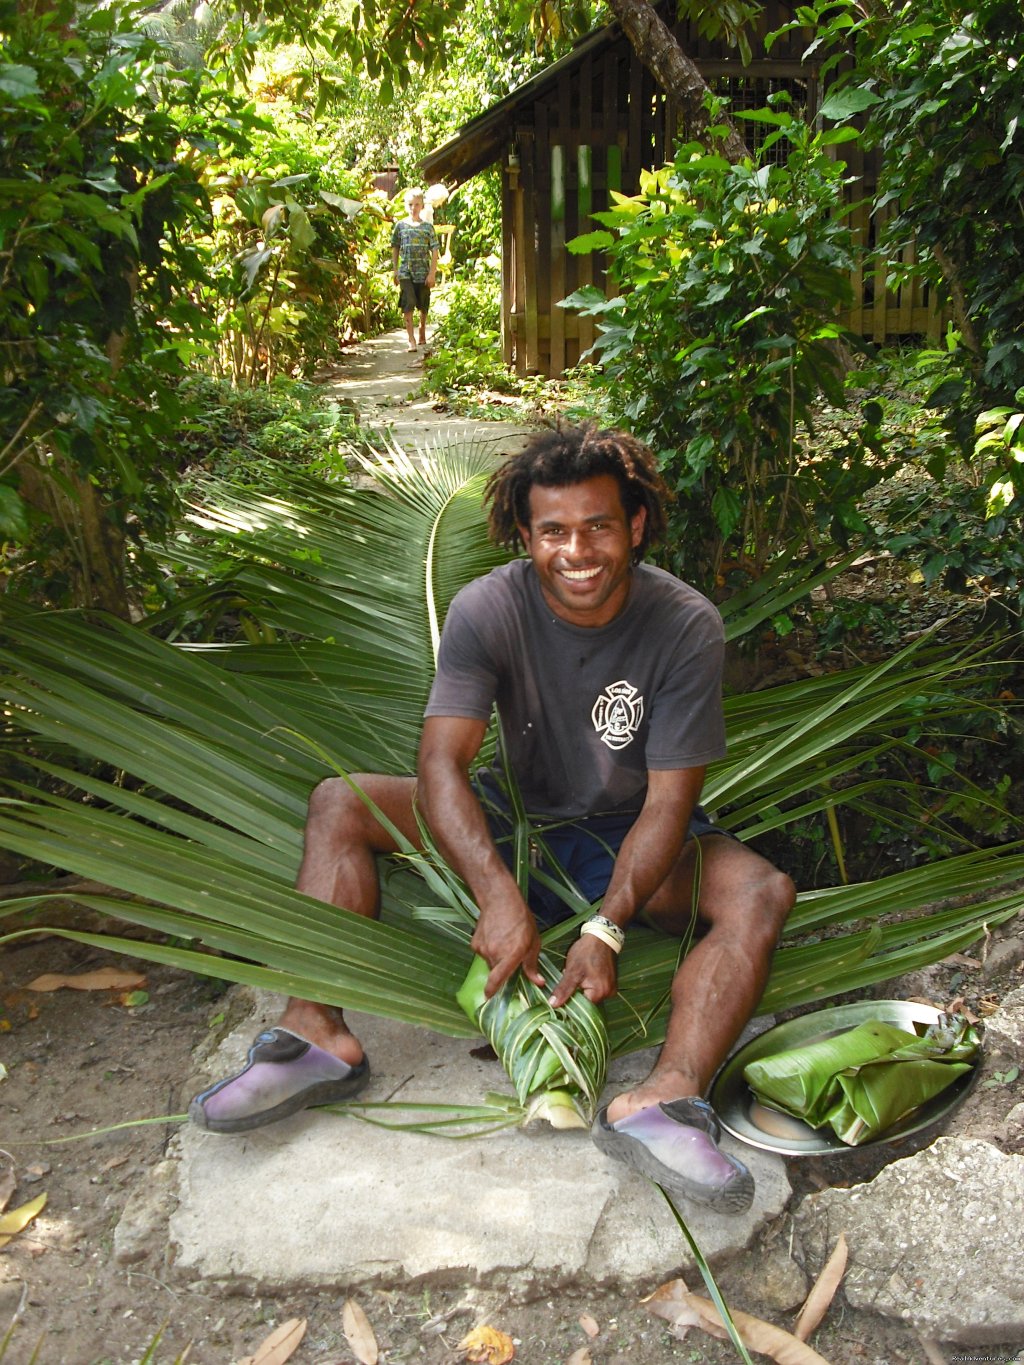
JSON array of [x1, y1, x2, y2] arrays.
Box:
[[578, 1312, 599, 1339], [458, 1324, 515, 1364], [644, 1277, 834, 1365], [235, 1317, 306, 1365], [794, 1232, 848, 1342], [566, 1350, 593, 1365], [642, 1278, 705, 1339], [343, 1298, 379, 1364], [25, 968, 147, 993], [0, 1191, 47, 1248]]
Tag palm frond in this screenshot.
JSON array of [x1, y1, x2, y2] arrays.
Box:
[[0, 443, 1020, 1079]]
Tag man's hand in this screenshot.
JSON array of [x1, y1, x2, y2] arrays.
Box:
[[471, 899, 545, 998], [547, 935, 618, 1008], [426, 271, 436, 287]]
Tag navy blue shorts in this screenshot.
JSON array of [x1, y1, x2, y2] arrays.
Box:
[[475, 774, 725, 928]]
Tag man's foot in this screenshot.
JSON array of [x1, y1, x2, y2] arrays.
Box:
[[407, 342, 418, 352], [592, 1096, 754, 1214], [189, 1027, 370, 1135]]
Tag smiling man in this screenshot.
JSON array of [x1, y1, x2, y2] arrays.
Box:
[[190, 423, 795, 1216]]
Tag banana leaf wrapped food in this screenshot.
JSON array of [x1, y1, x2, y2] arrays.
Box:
[[457, 953, 609, 1129], [742, 1013, 980, 1146]]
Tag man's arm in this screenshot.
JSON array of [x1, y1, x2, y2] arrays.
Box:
[[547, 766, 706, 1008], [426, 244, 438, 288], [417, 715, 544, 997]]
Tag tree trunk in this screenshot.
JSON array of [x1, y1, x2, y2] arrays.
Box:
[[17, 455, 132, 618], [604, 0, 751, 161]]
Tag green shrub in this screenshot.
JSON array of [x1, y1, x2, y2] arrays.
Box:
[[562, 111, 891, 595], [164, 374, 370, 484], [422, 264, 513, 394]]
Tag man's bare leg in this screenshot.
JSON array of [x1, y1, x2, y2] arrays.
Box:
[[189, 774, 420, 1131], [606, 836, 794, 1123], [591, 837, 793, 1211], [277, 774, 421, 1063]]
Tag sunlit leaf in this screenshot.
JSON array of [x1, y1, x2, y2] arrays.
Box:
[[0, 1192, 47, 1248], [458, 1324, 515, 1364]]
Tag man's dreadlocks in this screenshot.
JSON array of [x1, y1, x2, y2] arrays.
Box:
[[484, 422, 669, 564]]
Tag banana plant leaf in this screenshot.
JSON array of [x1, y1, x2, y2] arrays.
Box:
[[0, 441, 1020, 1093], [743, 1015, 981, 1145]]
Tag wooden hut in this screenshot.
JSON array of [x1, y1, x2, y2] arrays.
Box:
[[421, 7, 940, 378]]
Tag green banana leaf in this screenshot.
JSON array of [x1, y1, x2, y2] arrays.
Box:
[[0, 440, 1020, 1100], [743, 1015, 981, 1144]]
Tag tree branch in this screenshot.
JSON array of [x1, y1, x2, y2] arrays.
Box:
[[604, 0, 751, 161]]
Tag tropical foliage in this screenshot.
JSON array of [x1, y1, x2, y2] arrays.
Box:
[[0, 0, 257, 615], [770, 0, 1024, 616], [806, 0, 1024, 424], [0, 0, 396, 614], [562, 116, 887, 593], [1, 445, 1020, 1125]]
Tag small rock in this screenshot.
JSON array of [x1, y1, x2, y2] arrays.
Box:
[[723, 1241, 808, 1312], [982, 985, 1024, 1064], [113, 1159, 178, 1265], [1000, 1102, 1024, 1145], [982, 936, 1024, 979]]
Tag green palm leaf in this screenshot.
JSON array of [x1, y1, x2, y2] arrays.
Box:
[[0, 442, 1019, 1108]]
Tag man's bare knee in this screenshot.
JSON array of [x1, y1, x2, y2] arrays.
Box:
[[743, 865, 795, 945], [697, 850, 795, 946], [305, 772, 419, 855], [306, 774, 377, 841]]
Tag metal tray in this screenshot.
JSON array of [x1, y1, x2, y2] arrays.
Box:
[[709, 1000, 981, 1156]]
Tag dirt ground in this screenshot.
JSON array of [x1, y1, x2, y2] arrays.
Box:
[[2, 914, 1023, 1365]]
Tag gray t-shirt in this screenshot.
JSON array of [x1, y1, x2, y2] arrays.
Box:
[[424, 560, 726, 819]]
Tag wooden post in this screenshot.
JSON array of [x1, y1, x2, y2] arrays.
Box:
[[550, 142, 567, 376], [502, 155, 516, 367], [522, 130, 539, 374]]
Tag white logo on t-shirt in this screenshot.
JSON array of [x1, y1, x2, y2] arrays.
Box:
[[592, 680, 644, 750]]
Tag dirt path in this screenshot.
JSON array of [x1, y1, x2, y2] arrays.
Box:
[[317, 328, 534, 458]]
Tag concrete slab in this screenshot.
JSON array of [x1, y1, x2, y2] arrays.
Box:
[[169, 993, 790, 1293]]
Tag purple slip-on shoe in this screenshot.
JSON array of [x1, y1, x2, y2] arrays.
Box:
[[189, 1027, 370, 1135], [591, 1096, 754, 1214]]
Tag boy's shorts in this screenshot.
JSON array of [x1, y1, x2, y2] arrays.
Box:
[[474, 772, 728, 928], [398, 278, 430, 313]]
